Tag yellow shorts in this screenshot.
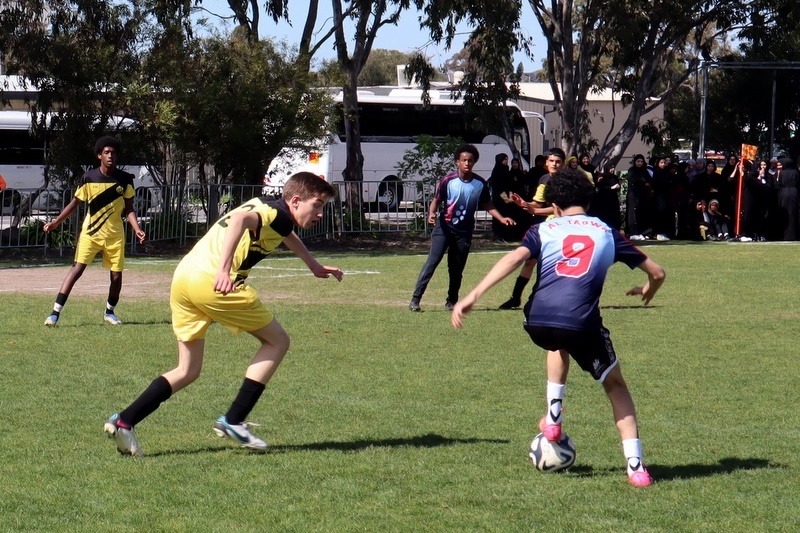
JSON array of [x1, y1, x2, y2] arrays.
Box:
[[169, 268, 274, 342], [74, 232, 125, 271]]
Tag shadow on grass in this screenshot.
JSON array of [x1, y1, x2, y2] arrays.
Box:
[[562, 457, 781, 481], [144, 433, 509, 458], [270, 433, 510, 454]]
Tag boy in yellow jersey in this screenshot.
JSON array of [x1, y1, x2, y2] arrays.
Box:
[[104, 172, 343, 456], [497, 147, 565, 309], [42, 136, 146, 326]]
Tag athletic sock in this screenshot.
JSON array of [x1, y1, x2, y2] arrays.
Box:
[[546, 381, 565, 425], [225, 378, 266, 425], [105, 303, 115, 315], [52, 293, 68, 315], [119, 376, 173, 427], [512, 276, 530, 301], [623, 438, 645, 473]]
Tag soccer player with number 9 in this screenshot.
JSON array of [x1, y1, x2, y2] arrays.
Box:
[[451, 168, 666, 487]]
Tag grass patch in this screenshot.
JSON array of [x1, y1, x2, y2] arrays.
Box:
[[0, 242, 798, 531]]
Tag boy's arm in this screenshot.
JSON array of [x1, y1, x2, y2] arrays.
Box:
[[43, 197, 82, 233], [626, 258, 666, 306], [213, 210, 260, 295], [124, 198, 146, 244], [282, 232, 343, 281], [451, 246, 532, 328], [427, 197, 441, 225]]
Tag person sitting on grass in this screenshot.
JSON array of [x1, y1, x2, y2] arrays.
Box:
[[103, 172, 343, 456], [450, 168, 666, 487]]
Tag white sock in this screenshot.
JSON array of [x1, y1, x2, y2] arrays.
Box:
[[623, 438, 644, 472], [106, 303, 115, 313], [546, 381, 565, 424]]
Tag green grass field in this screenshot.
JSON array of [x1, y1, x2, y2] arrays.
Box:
[[1, 242, 799, 532]]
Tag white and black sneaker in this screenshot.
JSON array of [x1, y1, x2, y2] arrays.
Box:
[[213, 416, 268, 451], [104, 413, 143, 457]]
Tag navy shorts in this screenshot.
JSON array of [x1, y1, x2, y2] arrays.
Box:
[[523, 324, 618, 382]]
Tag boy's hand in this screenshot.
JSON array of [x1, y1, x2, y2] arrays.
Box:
[[509, 192, 526, 207], [626, 285, 655, 305], [313, 265, 343, 281], [213, 271, 236, 295], [451, 294, 476, 329], [135, 229, 146, 244]]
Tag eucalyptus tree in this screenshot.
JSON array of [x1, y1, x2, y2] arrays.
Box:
[[527, 0, 753, 166]]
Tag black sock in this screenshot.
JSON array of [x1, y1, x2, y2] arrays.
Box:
[[225, 378, 266, 425], [512, 276, 530, 300], [119, 376, 173, 427], [52, 292, 69, 315]]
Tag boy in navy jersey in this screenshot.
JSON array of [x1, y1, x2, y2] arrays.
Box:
[[409, 144, 516, 311], [451, 169, 666, 487]]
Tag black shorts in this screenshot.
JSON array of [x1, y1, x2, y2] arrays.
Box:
[[523, 324, 618, 382]]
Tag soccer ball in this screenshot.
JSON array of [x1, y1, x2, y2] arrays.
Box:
[[529, 432, 577, 472]]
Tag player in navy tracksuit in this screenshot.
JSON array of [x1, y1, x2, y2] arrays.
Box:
[[408, 144, 515, 311], [451, 168, 666, 487]]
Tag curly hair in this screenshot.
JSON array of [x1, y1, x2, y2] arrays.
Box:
[[543, 168, 595, 210]]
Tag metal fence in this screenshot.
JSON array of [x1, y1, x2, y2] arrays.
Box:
[[0, 180, 496, 255]]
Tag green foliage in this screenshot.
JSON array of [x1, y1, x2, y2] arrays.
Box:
[[358, 49, 414, 86], [1, 245, 800, 530], [396, 134, 462, 193]]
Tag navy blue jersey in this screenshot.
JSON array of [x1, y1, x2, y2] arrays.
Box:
[[521, 214, 646, 331], [434, 171, 491, 233]]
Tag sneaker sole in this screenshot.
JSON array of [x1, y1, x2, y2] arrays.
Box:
[[213, 423, 268, 451]]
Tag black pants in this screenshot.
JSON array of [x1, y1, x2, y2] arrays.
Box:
[[411, 224, 471, 304]]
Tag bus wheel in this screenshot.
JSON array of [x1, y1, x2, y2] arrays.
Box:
[[377, 178, 403, 211], [134, 188, 152, 216]]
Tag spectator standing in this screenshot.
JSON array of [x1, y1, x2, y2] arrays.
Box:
[[650, 157, 673, 241], [690, 160, 713, 204], [775, 157, 800, 241], [489, 153, 512, 241], [509, 157, 535, 239], [625, 154, 652, 240], [687, 158, 706, 182], [768, 157, 779, 178], [673, 162, 693, 239], [745, 160, 772, 241], [527, 154, 547, 198], [593, 162, 622, 230]]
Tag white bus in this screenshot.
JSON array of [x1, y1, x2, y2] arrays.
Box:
[[264, 88, 545, 209], [0, 110, 160, 215]]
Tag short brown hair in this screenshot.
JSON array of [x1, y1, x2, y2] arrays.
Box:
[[282, 172, 336, 201]]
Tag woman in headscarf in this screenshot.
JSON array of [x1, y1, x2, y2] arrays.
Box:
[[625, 154, 653, 240], [489, 153, 511, 241], [593, 162, 621, 230], [775, 157, 799, 240], [650, 156, 674, 241]]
